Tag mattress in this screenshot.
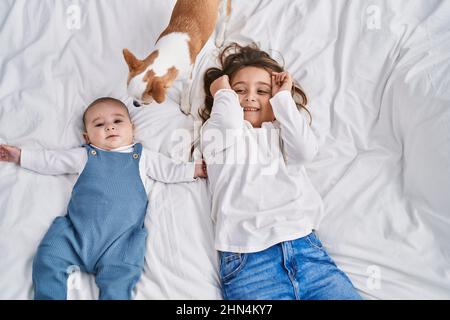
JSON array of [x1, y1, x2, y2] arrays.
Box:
[[0, 0, 449, 299]]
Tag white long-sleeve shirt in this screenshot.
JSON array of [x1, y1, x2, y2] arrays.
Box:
[[20, 143, 197, 193], [201, 89, 323, 253]]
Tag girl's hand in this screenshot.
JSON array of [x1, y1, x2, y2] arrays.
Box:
[[0, 144, 21, 165], [194, 160, 207, 178], [210, 75, 231, 97], [271, 71, 293, 96]]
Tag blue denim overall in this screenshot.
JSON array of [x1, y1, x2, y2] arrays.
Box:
[[32, 143, 148, 300]]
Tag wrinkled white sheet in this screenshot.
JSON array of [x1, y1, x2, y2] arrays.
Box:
[[0, 0, 449, 299]]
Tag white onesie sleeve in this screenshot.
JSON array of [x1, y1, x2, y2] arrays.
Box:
[[141, 148, 196, 183], [270, 90, 319, 167], [20, 147, 87, 175]]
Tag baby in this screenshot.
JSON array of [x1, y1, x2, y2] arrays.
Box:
[[0, 97, 206, 300]]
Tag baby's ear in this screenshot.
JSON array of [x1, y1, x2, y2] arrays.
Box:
[[83, 132, 90, 144]]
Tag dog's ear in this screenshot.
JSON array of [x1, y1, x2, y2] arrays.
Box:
[[151, 79, 166, 103], [143, 50, 159, 65], [123, 48, 142, 71]]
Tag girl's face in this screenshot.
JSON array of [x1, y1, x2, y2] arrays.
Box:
[[230, 66, 275, 128]]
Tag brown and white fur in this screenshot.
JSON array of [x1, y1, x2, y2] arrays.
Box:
[[123, 0, 231, 114]]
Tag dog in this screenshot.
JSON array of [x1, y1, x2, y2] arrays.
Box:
[[123, 0, 231, 114]]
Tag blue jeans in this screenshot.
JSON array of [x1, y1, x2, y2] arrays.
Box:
[[219, 232, 362, 300]]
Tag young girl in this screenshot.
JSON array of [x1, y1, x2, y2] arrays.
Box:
[[200, 43, 361, 300]]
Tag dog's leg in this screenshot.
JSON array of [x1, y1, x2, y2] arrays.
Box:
[[180, 78, 192, 115], [215, 0, 231, 48]]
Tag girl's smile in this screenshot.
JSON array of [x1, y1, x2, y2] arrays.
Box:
[[243, 107, 260, 112]]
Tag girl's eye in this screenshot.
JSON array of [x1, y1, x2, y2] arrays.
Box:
[[258, 90, 269, 94], [234, 89, 245, 94]]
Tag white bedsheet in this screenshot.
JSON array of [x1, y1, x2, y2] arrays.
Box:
[[0, 0, 449, 299]]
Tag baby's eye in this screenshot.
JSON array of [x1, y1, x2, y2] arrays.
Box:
[[258, 90, 270, 94], [95, 123, 104, 127], [114, 120, 123, 124], [234, 89, 245, 94]]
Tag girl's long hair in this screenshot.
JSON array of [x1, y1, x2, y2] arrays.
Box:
[[199, 42, 312, 125]]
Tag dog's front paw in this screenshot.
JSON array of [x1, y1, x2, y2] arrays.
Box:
[[179, 80, 192, 115], [180, 90, 191, 115]]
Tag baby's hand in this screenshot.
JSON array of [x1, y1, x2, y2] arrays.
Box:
[[0, 144, 21, 165], [194, 160, 207, 179], [271, 71, 293, 96], [210, 75, 231, 97]]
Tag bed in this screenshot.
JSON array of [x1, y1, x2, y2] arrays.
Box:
[[0, 0, 449, 299]]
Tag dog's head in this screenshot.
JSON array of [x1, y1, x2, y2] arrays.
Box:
[[123, 48, 179, 107]]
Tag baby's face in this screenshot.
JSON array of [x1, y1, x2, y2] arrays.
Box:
[[83, 102, 134, 150], [230, 66, 275, 128]]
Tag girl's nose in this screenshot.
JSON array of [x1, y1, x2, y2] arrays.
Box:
[[245, 94, 256, 102]]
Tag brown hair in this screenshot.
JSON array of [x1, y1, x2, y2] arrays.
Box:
[[199, 43, 312, 125], [83, 97, 130, 130]]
